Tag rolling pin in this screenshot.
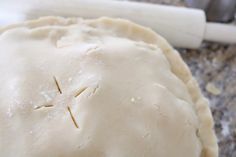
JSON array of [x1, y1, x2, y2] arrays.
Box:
[[1, 0, 236, 48]]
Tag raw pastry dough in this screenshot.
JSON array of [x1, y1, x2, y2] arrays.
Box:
[[0, 17, 218, 157]]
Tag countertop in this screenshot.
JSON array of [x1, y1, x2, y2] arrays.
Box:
[[132, 0, 236, 156]]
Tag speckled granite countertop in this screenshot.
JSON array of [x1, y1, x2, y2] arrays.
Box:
[[181, 43, 236, 157], [131, 0, 236, 156]]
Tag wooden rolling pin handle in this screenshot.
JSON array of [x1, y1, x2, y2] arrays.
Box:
[[204, 23, 236, 44]]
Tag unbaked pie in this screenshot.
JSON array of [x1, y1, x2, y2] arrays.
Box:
[[0, 17, 218, 157]]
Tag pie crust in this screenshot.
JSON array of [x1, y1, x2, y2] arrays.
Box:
[[0, 17, 218, 157]]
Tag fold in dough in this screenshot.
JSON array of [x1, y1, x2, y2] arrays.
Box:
[[0, 17, 218, 157]]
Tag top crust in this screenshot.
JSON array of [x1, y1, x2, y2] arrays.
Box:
[[0, 16, 218, 157]]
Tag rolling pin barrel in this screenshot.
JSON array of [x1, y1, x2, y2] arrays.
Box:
[[1, 0, 207, 48]]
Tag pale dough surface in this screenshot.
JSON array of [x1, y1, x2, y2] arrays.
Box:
[[0, 17, 218, 157]]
